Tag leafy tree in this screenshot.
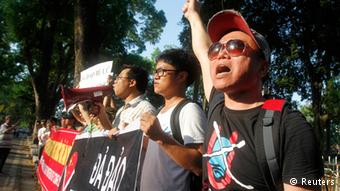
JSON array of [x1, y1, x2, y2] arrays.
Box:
[[73, 0, 166, 85], [1, 0, 74, 121], [0, 0, 166, 128], [322, 77, 340, 154], [0, 2, 34, 126]]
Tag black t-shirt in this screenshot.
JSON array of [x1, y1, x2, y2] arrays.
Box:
[[202, 90, 323, 191]]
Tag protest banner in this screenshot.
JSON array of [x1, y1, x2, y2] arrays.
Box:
[[59, 128, 144, 191], [79, 61, 113, 88], [37, 128, 79, 191]]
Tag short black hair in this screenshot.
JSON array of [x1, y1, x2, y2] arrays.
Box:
[[156, 49, 200, 87], [121, 65, 149, 93], [61, 111, 75, 120]]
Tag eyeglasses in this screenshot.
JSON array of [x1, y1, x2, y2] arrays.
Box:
[[208, 39, 247, 61], [153, 68, 178, 77], [114, 76, 131, 81]]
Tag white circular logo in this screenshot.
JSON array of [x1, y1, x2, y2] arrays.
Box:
[[290, 178, 297, 185]]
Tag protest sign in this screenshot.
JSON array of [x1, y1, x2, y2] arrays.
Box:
[[59, 129, 144, 191], [79, 61, 113, 88], [60, 61, 114, 110]]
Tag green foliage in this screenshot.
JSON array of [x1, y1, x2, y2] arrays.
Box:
[[95, 0, 166, 58], [0, 0, 166, 124], [150, 48, 162, 65], [111, 53, 153, 75], [0, 79, 35, 126], [323, 77, 340, 124], [300, 104, 314, 124]]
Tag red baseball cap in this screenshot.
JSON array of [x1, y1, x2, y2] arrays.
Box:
[[207, 10, 271, 63]]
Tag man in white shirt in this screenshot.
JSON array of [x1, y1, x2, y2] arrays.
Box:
[[140, 49, 206, 191], [0, 115, 17, 174], [107, 65, 156, 135], [37, 120, 47, 159]]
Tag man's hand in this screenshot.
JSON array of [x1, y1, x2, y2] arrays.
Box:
[[107, 75, 114, 86], [108, 128, 119, 139], [182, 0, 200, 20], [140, 112, 165, 144]]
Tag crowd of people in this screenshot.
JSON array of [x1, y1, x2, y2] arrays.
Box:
[[1, 0, 324, 190]]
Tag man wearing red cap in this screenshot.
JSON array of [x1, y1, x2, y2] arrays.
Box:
[[183, 0, 323, 191]]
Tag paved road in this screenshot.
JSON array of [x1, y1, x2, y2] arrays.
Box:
[[0, 137, 39, 191]]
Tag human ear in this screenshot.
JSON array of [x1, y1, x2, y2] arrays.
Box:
[[129, 79, 137, 88], [177, 71, 188, 84]]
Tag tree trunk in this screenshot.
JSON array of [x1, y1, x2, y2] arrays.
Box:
[[305, 58, 323, 154], [311, 80, 323, 149], [74, 0, 100, 87], [320, 114, 331, 156]]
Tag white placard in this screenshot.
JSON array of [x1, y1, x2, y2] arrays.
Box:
[[79, 61, 113, 88]]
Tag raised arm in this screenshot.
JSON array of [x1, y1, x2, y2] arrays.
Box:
[[183, 0, 213, 100]]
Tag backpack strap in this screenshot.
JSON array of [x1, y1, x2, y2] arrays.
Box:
[[255, 99, 286, 191], [170, 99, 203, 191], [170, 99, 192, 144]]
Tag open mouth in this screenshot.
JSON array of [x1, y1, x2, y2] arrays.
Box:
[[216, 65, 231, 77]]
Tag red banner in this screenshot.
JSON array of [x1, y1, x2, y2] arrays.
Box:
[[37, 128, 79, 191]]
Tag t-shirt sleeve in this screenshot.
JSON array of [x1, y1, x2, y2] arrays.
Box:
[[142, 101, 157, 115], [37, 128, 45, 137], [179, 103, 207, 145], [281, 109, 324, 184], [0, 125, 6, 134]]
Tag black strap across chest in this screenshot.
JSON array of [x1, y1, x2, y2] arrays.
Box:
[[208, 90, 286, 191], [169, 99, 192, 144]]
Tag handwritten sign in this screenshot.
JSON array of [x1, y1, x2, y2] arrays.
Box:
[[79, 61, 113, 88]]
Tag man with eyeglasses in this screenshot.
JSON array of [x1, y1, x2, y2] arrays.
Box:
[[139, 49, 206, 191], [183, 0, 323, 191], [107, 65, 156, 136]]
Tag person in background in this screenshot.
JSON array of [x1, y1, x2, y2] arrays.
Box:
[[61, 112, 77, 130], [103, 74, 117, 123], [0, 115, 18, 175], [32, 121, 41, 145], [37, 118, 56, 159], [48, 117, 59, 132], [183, 0, 323, 190], [139, 49, 206, 191], [37, 119, 47, 159]]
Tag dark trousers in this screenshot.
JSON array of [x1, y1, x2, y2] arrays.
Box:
[[38, 145, 44, 159], [0, 148, 11, 172]]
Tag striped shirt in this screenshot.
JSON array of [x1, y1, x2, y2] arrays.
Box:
[[112, 95, 156, 130]]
